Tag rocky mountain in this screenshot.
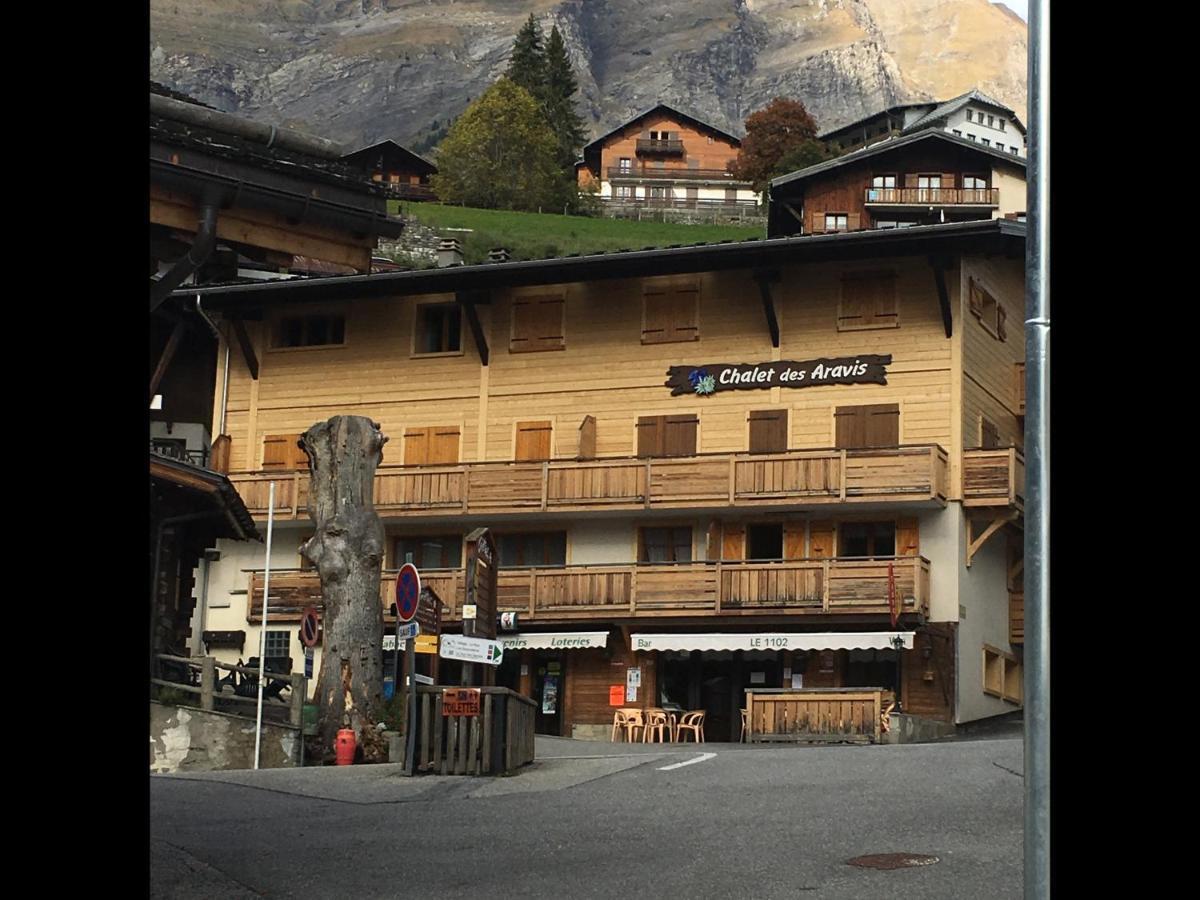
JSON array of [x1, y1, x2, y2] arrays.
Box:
[[149, 0, 1026, 153]]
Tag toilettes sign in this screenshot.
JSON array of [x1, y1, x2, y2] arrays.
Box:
[[666, 354, 891, 396]]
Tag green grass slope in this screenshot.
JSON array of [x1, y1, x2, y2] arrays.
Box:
[[389, 202, 765, 266]]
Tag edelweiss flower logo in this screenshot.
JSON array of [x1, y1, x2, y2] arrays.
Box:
[[688, 368, 716, 396]]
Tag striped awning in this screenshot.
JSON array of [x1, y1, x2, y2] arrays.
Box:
[[630, 632, 915, 653]]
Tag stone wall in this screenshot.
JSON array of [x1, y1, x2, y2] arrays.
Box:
[[150, 701, 301, 773]]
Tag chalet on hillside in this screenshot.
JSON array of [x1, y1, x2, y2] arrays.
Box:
[[767, 130, 1026, 238], [576, 104, 758, 215], [342, 139, 439, 202]]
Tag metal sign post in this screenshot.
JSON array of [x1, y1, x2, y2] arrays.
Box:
[[396, 556, 420, 777], [253, 481, 275, 771]]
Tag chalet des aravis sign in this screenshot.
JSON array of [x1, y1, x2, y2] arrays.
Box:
[[666, 355, 891, 397]]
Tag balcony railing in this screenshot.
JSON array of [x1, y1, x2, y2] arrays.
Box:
[[228, 445, 950, 520], [1015, 362, 1025, 414], [247, 556, 931, 625], [602, 197, 761, 211], [150, 440, 210, 469], [385, 183, 437, 201], [863, 187, 1000, 206], [635, 139, 684, 155], [962, 447, 1024, 510], [607, 166, 745, 183], [1009, 591, 1024, 644]]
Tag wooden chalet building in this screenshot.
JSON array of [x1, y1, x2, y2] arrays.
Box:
[[341, 140, 439, 202], [576, 104, 758, 214], [767, 130, 1026, 238], [177, 218, 1026, 740]]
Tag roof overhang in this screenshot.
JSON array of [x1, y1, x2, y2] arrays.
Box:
[[178, 219, 1025, 308], [581, 103, 742, 156], [631, 632, 916, 653], [150, 454, 259, 541]]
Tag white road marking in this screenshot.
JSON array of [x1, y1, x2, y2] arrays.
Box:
[[657, 752, 717, 771]]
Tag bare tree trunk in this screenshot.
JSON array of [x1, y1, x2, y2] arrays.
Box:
[[299, 416, 388, 762]]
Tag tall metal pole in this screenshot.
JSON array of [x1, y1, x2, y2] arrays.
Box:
[[254, 481, 277, 771], [1024, 1, 1050, 897]]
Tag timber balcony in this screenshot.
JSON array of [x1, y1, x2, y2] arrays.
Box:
[[227, 445, 950, 521], [863, 187, 1000, 207], [607, 166, 747, 183], [962, 448, 1025, 511], [635, 139, 685, 155], [246, 556, 931, 625]]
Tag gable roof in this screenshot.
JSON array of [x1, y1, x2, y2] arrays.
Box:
[[342, 139, 438, 174], [817, 100, 938, 140], [902, 88, 1025, 135], [581, 103, 741, 155], [769, 129, 1026, 191]]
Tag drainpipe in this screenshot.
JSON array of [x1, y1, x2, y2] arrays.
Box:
[[150, 203, 219, 313]]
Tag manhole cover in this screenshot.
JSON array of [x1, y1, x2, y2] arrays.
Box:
[[847, 853, 940, 870]]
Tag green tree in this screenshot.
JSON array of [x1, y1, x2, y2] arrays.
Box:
[[543, 25, 587, 170], [431, 79, 572, 212], [768, 139, 832, 181], [506, 14, 546, 99], [731, 97, 822, 192]]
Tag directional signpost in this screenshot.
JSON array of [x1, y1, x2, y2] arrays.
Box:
[[439, 634, 505, 667]]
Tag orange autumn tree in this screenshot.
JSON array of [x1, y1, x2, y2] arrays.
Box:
[[731, 97, 828, 193]]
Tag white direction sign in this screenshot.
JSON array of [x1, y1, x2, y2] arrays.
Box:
[[439, 634, 504, 667], [382, 622, 420, 651]]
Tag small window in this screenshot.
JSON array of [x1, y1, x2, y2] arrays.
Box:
[[1011, 147, 1019, 155], [639, 527, 693, 563], [968, 278, 1006, 340], [996, 143, 1005, 152], [272, 313, 345, 348], [840, 521, 896, 558], [415, 303, 461, 354], [497, 532, 567, 567], [952, 129, 962, 136], [395, 535, 461, 569], [839, 270, 898, 331], [999, 119, 1006, 131], [650, 186, 667, 200], [871, 174, 897, 188], [619, 157, 632, 172], [824, 213, 848, 232], [980, 416, 1000, 450], [616, 185, 633, 199], [967, 133, 977, 142], [962, 175, 987, 190], [987, 115, 995, 127], [510, 295, 565, 353], [981, 138, 990, 147], [642, 281, 699, 344], [264, 630, 291, 660], [966, 110, 974, 122]]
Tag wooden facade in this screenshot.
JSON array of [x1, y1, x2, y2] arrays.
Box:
[[193, 222, 1026, 733]]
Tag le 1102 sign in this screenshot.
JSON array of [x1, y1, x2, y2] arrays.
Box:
[[442, 688, 481, 717]]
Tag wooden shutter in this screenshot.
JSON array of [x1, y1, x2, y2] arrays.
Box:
[[663, 414, 698, 456], [705, 520, 720, 561], [262, 433, 303, 469], [642, 283, 699, 344], [864, 404, 900, 448], [896, 517, 920, 556], [835, 407, 867, 449], [404, 428, 430, 465], [670, 284, 699, 341], [846, 212, 861, 231], [904, 173, 919, 189], [428, 427, 461, 464], [838, 277, 868, 329], [642, 286, 669, 342], [968, 278, 984, 316], [510, 297, 565, 352], [980, 417, 1000, 450], [809, 521, 835, 558], [577, 415, 596, 461], [870, 272, 897, 326], [748, 409, 788, 453], [515, 421, 552, 461], [783, 521, 806, 560], [721, 522, 746, 561], [942, 172, 956, 191], [636, 416, 664, 458], [996, 304, 1008, 341], [841, 271, 896, 328], [810, 208, 825, 233]]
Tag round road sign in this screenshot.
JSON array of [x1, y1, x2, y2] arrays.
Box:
[[396, 563, 421, 623], [300, 607, 321, 648]]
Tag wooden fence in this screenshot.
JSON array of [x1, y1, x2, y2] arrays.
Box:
[[150, 654, 306, 727], [744, 688, 894, 744], [414, 686, 536, 775]]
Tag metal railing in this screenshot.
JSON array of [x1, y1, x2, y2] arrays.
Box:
[[150, 440, 210, 468]]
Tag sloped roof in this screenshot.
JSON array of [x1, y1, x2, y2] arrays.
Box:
[[902, 89, 1025, 135], [817, 101, 938, 139], [342, 139, 438, 174], [581, 103, 742, 155], [770, 129, 1026, 191]]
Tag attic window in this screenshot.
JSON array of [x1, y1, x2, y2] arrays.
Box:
[[272, 313, 345, 348]]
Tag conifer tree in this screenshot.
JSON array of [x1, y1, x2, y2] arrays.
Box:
[[543, 25, 587, 169], [506, 14, 546, 100]]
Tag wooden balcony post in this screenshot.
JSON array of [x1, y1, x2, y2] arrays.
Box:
[[822, 560, 831, 612], [200, 657, 215, 711], [291, 471, 300, 519], [630, 567, 638, 615], [839, 450, 848, 500], [644, 460, 653, 509], [462, 467, 470, 512], [728, 458, 736, 504], [714, 561, 723, 613], [541, 462, 549, 512], [1009, 448, 1017, 506], [529, 570, 537, 618]]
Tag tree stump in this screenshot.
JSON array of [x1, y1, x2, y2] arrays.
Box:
[[299, 416, 389, 761]]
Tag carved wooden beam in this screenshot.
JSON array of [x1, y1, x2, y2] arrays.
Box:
[[230, 316, 260, 380], [456, 290, 490, 366], [929, 255, 953, 339], [966, 511, 1018, 567], [150, 319, 186, 401], [753, 269, 781, 348]]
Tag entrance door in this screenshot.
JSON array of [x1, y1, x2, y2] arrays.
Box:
[[700, 654, 733, 742], [532, 655, 564, 735]]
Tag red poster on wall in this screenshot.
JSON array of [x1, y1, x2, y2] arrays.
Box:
[[609, 685, 625, 706]]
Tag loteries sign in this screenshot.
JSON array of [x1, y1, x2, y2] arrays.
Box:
[[666, 355, 891, 396]]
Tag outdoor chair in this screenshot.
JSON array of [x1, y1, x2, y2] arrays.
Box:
[[677, 711, 706, 743], [644, 709, 671, 743], [236, 657, 293, 701], [611, 709, 630, 742], [739, 708, 748, 742], [620, 708, 645, 743]]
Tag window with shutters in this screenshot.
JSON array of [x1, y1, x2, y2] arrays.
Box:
[[261, 433, 307, 470], [824, 213, 848, 232], [510, 295, 565, 353], [497, 532, 567, 567], [271, 313, 345, 349], [839, 521, 896, 558], [637, 414, 698, 458], [834, 404, 900, 449], [748, 409, 788, 453], [746, 523, 784, 560], [515, 421, 553, 461], [413, 302, 462, 355], [980, 416, 1001, 450], [968, 278, 1005, 340], [642, 280, 699, 344], [639, 526, 693, 563], [838, 270, 898, 331], [403, 426, 460, 465], [395, 535, 461, 570]]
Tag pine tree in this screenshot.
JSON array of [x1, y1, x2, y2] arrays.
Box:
[[542, 25, 587, 169], [506, 14, 546, 99]]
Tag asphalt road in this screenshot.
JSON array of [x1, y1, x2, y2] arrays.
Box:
[[151, 733, 1023, 899]]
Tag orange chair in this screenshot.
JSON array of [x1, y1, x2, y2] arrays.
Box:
[[677, 711, 706, 743]]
